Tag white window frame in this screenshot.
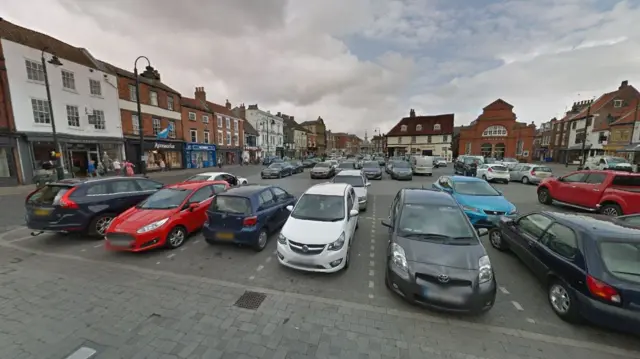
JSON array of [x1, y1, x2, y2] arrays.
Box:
[[93, 110, 106, 130], [168, 121, 176, 138], [416, 124, 422, 131], [89, 79, 101, 96], [167, 96, 174, 110], [204, 131, 210, 144], [217, 115, 223, 128], [149, 91, 158, 106], [129, 84, 137, 101], [203, 115, 209, 123], [433, 124, 441, 131], [482, 125, 508, 137], [400, 125, 407, 132], [132, 114, 140, 135], [218, 130, 224, 145], [226, 117, 231, 129], [66, 105, 80, 127], [226, 133, 231, 145], [25, 60, 45, 82], [31, 99, 51, 124], [614, 99, 623, 108], [188, 112, 196, 121], [190, 129, 198, 143], [152, 118, 161, 135], [234, 119, 238, 132], [61, 70, 76, 90]]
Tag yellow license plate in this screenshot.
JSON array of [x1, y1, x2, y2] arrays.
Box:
[[216, 232, 234, 240], [34, 208, 51, 216]]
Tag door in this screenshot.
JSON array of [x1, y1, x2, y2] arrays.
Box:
[[573, 172, 607, 208], [109, 179, 146, 212], [509, 165, 522, 180], [258, 189, 278, 230], [534, 223, 581, 282], [554, 172, 587, 203], [508, 213, 553, 271], [270, 187, 291, 225], [185, 186, 215, 230]]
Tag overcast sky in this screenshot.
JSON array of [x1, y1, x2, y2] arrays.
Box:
[[3, 0, 639, 137]]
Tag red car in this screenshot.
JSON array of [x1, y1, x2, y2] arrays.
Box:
[[105, 181, 229, 252]]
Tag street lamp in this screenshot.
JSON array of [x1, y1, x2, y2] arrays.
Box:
[[133, 56, 156, 174], [41, 48, 64, 180]]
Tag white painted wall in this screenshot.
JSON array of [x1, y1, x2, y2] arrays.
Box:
[[633, 122, 640, 144], [245, 109, 284, 156], [2, 39, 122, 138]]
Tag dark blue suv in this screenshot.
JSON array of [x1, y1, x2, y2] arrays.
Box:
[[25, 177, 164, 237], [203, 184, 296, 251]]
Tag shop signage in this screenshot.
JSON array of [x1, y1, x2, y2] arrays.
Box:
[[186, 144, 216, 151], [154, 142, 176, 150]]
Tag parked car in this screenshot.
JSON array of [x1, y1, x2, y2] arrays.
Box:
[[203, 185, 296, 251], [362, 161, 383, 180], [302, 159, 316, 168], [433, 157, 447, 168], [310, 162, 335, 179], [375, 156, 386, 166], [277, 183, 359, 273], [25, 177, 164, 237], [261, 163, 292, 179], [489, 211, 639, 335], [537, 170, 640, 216], [390, 161, 413, 180], [432, 175, 517, 228], [583, 156, 633, 172], [262, 156, 280, 166], [412, 156, 434, 176], [336, 161, 356, 174], [332, 170, 371, 211], [386, 160, 407, 174], [105, 181, 229, 252], [282, 162, 297, 174], [509, 164, 553, 185], [476, 163, 510, 184], [184, 171, 248, 186], [454, 156, 484, 176], [381, 188, 495, 314], [501, 157, 519, 170]]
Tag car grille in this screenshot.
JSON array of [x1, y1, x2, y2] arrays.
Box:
[[415, 273, 472, 287], [288, 240, 325, 255], [483, 210, 505, 215]]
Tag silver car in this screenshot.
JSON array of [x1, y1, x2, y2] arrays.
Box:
[[509, 164, 553, 185], [501, 158, 519, 170]]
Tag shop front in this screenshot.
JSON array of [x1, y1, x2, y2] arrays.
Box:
[[217, 146, 243, 165], [125, 139, 184, 171], [184, 143, 217, 169], [0, 135, 20, 186]]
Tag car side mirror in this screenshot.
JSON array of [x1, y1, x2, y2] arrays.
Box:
[[381, 219, 391, 228], [349, 209, 359, 217], [286, 205, 293, 212], [442, 186, 453, 193], [477, 228, 489, 236], [366, 182, 371, 187]]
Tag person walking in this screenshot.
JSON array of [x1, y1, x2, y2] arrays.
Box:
[[112, 159, 121, 176], [159, 159, 166, 172], [87, 160, 96, 177], [124, 161, 135, 176]]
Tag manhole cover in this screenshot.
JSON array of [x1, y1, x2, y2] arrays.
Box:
[[234, 291, 267, 310]]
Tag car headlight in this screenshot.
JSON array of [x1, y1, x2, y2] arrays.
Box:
[[137, 218, 169, 233], [478, 255, 492, 283], [391, 243, 408, 273], [507, 206, 518, 215], [277, 233, 287, 244], [462, 205, 481, 213], [327, 232, 345, 251], [358, 196, 366, 202]]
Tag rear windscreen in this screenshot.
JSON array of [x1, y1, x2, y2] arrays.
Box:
[[27, 185, 72, 205], [210, 196, 251, 215], [599, 241, 640, 284], [491, 165, 508, 171], [534, 166, 552, 172], [612, 175, 640, 187]]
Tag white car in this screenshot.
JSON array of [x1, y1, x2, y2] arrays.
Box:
[[183, 172, 248, 186], [475, 163, 510, 183], [328, 160, 339, 169], [277, 183, 359, 273], [332, 170, 371, 211]]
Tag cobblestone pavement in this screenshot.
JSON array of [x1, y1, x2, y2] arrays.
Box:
[[1, 164, 638, 358]]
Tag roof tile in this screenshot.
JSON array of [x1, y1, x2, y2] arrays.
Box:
[[387, 114, 455, 136]]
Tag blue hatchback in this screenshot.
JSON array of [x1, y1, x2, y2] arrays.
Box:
[[432, 175, 517, 228], [203, 185, 297, 251]]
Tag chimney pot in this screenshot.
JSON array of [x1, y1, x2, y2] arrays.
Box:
[[620, 80, 628, 89], [194, 87, 206, 102]]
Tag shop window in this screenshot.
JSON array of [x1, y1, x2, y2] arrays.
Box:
[[152, 118, 161, 135], [164, 151, 182, 169], [31, 99, 51, 124], [481, 143, 492, 157], [190, 129, 198, 143], [66, 105, 80, 127], [132, 115, 140, 135], [0, 148, 12, 178], [25, 60, 45, 82]]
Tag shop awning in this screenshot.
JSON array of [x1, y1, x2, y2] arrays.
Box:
[[567, 144, 591, 150], [617, 143, 640, 152]]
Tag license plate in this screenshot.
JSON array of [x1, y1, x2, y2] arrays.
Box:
[[537, 173, 549, 178], [33, 208, 51, 216], [216, 232, 234, 240]]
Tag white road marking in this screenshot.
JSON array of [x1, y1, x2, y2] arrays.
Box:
[[526, 318, 536, 324], [249, 276, 255, 280], [368, 281, 374, 288], [65, 346, 97, 359], [369, 253, 374, 258], [156, 262, 160, 265], [499, 286, 510, 295], [193, 240, 200, 244], [180, 248, 186, 251], [93, 244, 102, 248], [368, 294, 374, 299], [370, 245, 374, 251], [511, 301, 524, 311], [256, 265, 264, 272], [369, 270, 374, 276], [369, 260, 374, 266], [166, 253, 176, 259], [80, 249, 86, 252], [265, 257, 272, 263]]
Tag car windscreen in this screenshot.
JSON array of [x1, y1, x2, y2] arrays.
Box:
[[392, 161, 410, 168], [489, 165, 508, 172], [210, 196, 252, 215], [338, 162, 354, 168], [363, 161, 379, 168], [184, 174, 212, 181], [268, 163, 283, 169], [453, 181, 501, 196], [315, 162, 330, 168], [599, 240, 640, 284], [333, 175, 364, 187], [138, 188, 192, 209], [27, 185, 73, 205], [398, 204, 477, 242], [291, 194, 345, 221]]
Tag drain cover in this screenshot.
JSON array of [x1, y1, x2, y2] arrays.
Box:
[[234, 291, 267, 310]]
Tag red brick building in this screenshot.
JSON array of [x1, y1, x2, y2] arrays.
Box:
[[207, 99, 245, 165], [181, 87, 217, 168], [458, 99, 536, 161]]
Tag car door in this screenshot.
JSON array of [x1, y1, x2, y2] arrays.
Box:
[[574, 172, 607, 208], [476, 164, 487, 177], [110, 179, 146, 212], [258, 189, 278, 231], [271, 187, 291, 225], [553, 172, 587, 203], [185, 186, 215, 230], [386, 192, 401, 236], [533, 223, 582, 283], [509, 164, 522, 181], [505, 213, 553, 271]]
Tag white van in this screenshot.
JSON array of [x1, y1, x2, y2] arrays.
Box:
[[412, 156, 434, 176]]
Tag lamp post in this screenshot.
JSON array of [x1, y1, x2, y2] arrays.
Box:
[[133, 56, 156, 175], [41, 48, 64, 180]]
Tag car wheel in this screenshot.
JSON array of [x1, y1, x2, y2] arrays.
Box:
[[503, 180, 509, 184], [89, 213, 115, 237], [488, 229, 508, 251], [253, 229, 268, 252], [548, 279, 581, 323], [344, 244, 351, 269], [537, 188, 552, 204], [278, 172, 282, 179], [166, 226, 187, 249], [522, 176, 530, 185], [600, 203, 622, 216], [482, 175, 487, 180]]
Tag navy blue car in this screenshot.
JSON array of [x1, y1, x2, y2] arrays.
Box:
[[25, 177, 164, 237], [203, 185, 297, 251]]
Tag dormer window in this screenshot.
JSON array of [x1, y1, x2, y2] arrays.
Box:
[[433, 124, 441, 131], [416, 124, 422, 131], [613, 99, 623, 108], [400, 125, 407, 132]]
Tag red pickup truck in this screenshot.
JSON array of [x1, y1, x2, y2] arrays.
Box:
[[537, 170, 640, 216]]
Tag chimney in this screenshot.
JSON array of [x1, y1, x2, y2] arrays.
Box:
[[620, 80, 628, 89], [277, 112, 282, 117], [194, 87, 206, 102], [409, 109, 416, 117], [225, 99, 231, 110], [290, 116, 294, 121]]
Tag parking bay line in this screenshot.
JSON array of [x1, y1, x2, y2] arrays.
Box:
[[499, 286, 510, 295], [511, 301, 524, 311]]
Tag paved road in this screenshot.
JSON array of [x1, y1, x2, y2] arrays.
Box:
[[1, 163, 638, 359]]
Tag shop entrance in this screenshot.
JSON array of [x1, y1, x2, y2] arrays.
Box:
[[65, 144, 99, 177]]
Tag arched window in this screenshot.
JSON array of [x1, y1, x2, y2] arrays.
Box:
[[433, 124, 441, 131], [481, 143, 492, 157], [494, 143, 506, 158], [416, 124, 422, 131], [401, 125, 407, 132], [482, 125, 508, 137]]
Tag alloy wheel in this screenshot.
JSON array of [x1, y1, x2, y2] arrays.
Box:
[[169, 228, 185, 247], [549, 284, 570, 314], [601, 207, 619, 216], [257, 231, 268, 249], [96, 217, 113, 236], [489, 230, 502, 248], [538, 190, 548, 203]]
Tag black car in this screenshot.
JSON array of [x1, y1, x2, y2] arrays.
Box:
[[374, 156, 386, 166], [261, 163, 291, 179], [381, 188, 496, 314], [454, 156, 483, 176], [489, 212, 640, 335], [302, 159, 316, 168], [288, 161, 304, 173], [336, 161, 355, 174], [362, 161, 382, 180], [25, 176, 164, 237]]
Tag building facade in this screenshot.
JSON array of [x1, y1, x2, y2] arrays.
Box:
[[208, 100, 244, 165], [0, 19, 125, 185], [181, 87, 217, 168], [386, 109, 454, 159], [532, 119, 556, 161], [242, 119, 259, 162], [458, 99, 535, 161], [244, 105, 283, 157], [299, 117, 326, 155]]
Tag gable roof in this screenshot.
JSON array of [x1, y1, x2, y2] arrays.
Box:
[[181, 97, 211, 113], [387, 114, 455, 136], [0, 18, 97, 69], [610, 105, 639, 126], [99, 61, 181, 96], [243, 120, 259, 135], [483, 99, 513, 111], [206, 101, 239, 119]]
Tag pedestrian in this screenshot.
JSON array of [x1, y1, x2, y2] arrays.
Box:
[[160, 159, 166, 172], [87, 160, 96, 177], [125, 161, 135, 176], [112, 159, 121, 176]]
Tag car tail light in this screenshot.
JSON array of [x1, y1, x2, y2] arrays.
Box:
[[243, 216, 258, 227], [531, 170, 536, 176], [25, 188, 39, 203], [487, 167, 493, 172], [586, 275, 621, 304], [58, 187, 79, 209]]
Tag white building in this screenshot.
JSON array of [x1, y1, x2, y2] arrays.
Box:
[[244, 105, 284, 157], [1, 22, 123, 184]]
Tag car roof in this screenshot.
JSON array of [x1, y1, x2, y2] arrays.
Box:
[[402, 188, 458, 206], [305, 183, 349, 196], [335, 170, 362, 176], [51, 175, 150, 187], [450, 175, 483, 182], [574, 169, 640, 176], [543, 211, 640, 241], [195, 172, 226, 176], [165, 181, 227, 190], [219, 184, 272, 197]]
